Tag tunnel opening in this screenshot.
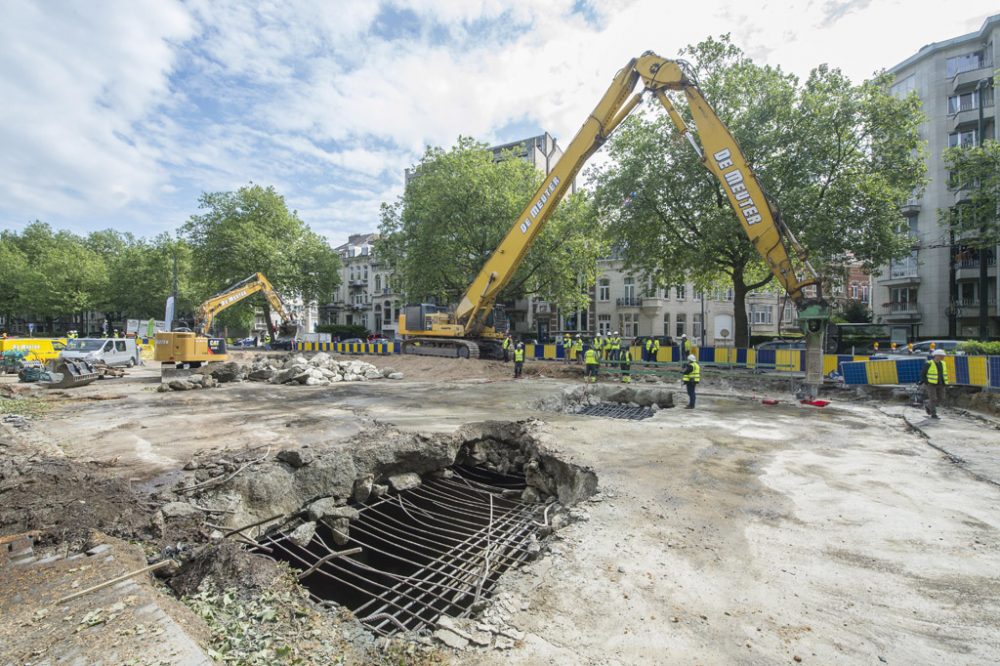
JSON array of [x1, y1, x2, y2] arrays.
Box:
[[256, 464, 548, 636]]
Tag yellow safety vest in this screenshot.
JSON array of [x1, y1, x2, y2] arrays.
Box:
[[925, 360, 948, 385], [645, 338, 653, 351], [502, 338, 511, 349], [683, 361, 701, 383], [611, 336, 621, 350], [652, 340, 660, 353], [573, 339, 583, 351], [514, 348, 525, 362], [584, 349, 598, 365]]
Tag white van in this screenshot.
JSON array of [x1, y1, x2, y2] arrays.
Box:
[[60, 338, 139, 367]]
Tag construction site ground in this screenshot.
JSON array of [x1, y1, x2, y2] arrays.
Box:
[[2, 351, 999, 665]]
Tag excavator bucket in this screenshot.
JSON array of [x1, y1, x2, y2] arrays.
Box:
[[44, 358, 101, 389]]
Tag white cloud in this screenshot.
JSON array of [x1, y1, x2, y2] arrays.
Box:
[[0, 0, 997, 246]]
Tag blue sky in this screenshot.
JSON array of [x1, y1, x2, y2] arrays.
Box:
[[1, 0, 996, 247]]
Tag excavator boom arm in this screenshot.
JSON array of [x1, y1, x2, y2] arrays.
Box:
[[455, 52, 822, 336], [195, 272, 296, 336]]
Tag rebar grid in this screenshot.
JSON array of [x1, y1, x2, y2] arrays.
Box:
[[576, 402, 655, 420], [257, 466, 546, 636]]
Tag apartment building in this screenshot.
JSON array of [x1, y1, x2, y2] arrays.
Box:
[[876, 14, 999, 339], [321, 233, 403, 337]]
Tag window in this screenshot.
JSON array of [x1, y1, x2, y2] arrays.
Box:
[[890, 74, 915, 98], [115, 341, 126, 352], [619, 313, 638, 337], [860, 285, 870, 304], [675, 313, 686, 337], [375, 275, 381, 291], [643, 279, 656, 298], [598, 279, 610, 302], [949, 129, 977, 148], [947, 89, 992, 114], [663, 313, 670, 336], [946, 51, 985, 78], [751, 305, 773, 325], [675, 285, 686, 300], [693, 313, 703, 340], [850, 282, 859, 299], [694, 290, 701, 301], [597, 314, 611, 335], [623, 277, 635, 300]]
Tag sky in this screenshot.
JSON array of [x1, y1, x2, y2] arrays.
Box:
[[1, 0, 996, 247]]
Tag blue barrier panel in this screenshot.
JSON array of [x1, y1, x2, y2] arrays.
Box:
[[842, 361, 869, 385], [556, 345, 565, 360], [757, 349, 776, 367], [698, 346, 714, 362], [736, 348, 748, 365], [989, 357, 1000, 388], [896, 359, 924, 384], [954, 356, 970, 386]]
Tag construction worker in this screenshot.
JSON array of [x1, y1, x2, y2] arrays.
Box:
[[113, 329, 120, 338], [584, 345, 599, 383], [563, 332, 572, 363], [573, 334, 583, 363], [920, 348, 949, 419], [610, 331, 621, 361], [643, 336, 653, 363], [620, 345, 632, 383], [502, 334, 512, 362], [593, 333, 603, 360], [681, 353, 700, 409], [513, 342, 525, 379], [651, 337, 660, 364], [684, 333, 695, 356]]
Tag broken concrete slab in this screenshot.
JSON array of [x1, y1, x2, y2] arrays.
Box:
[[388, 472, 421, 492]]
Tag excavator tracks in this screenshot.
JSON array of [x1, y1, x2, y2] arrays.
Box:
[[400, 338, 481, 359]]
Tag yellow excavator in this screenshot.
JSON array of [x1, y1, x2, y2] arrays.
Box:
[[155, 272, 299, 371], [398, 50, 828, 391]]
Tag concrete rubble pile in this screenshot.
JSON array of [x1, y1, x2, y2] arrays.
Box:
[[159, 353, 404, 392]]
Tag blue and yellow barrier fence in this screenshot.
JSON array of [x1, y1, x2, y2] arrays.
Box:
[[291, 341, 1000, 389]]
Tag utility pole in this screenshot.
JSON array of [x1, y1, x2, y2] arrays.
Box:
[[976, 78, 989, 340]]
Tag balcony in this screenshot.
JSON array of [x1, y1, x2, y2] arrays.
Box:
[[956, 254, 997, 280], [883, 257, 920, 285], [351, 303, 369, 311], [348, 279, 368, 288], [882, 301, 922, 320], [899, 197, 921, 216], [640, 296, 667, 313], [952, 60, 994, 91], [957, 298, 997, 318], [616, 297, 641, 308], [951, 101, 994, 131]]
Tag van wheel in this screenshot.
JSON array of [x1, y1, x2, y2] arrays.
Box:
[[127, 358, 135, 368]]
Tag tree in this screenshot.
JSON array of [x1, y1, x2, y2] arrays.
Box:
[[378, 137, 607, 314], [181, 184, 341, 334], [591, 35, 926, 346], [0, 235, 28, 326], [8, 222, 108, 328], [836, 299, 872, 323]]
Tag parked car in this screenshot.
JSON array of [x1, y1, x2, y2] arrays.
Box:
[[754, 339, 806, 352], [61, 338, 139, 367], [339, 338, 365, 345]]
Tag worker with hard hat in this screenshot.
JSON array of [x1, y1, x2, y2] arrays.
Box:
[[681, 353, 700, 409], [920, 348, 949, 420], [572, 334, 583, 363], [679, 333, 691, 358], [513, 341, 525, 379], [584, 344, 600, 383]]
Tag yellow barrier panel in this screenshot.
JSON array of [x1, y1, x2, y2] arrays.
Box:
[[865, 360, 899, 384], [969, 356, 988, 386]]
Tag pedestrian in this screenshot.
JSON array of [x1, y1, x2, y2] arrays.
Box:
[[920, 348, 949, 420], [681, 353, 700, 409], [584, 346, 599, 383], [502, 334, 512, 363], [620, 346, 632, 383], [573, 334, 583, 363], [513, 342, 525, 379]]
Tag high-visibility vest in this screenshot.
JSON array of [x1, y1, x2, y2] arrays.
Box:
[[925, 360, 948, 385], [681, 339, 690, 353], [611, 336, 621, 350], [652, 339, 660, 353], [682, 361, 701, 383], [645, 338, 653, 351], [573, 339, 583, 351], [584, 349, 599, 365], [563, 335, 571, 347], [620, 350, 631, 368], [514, 348, 525, 362], [502, 338, 511, 349]]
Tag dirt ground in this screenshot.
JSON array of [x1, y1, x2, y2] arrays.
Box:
[[2, 352, 999, 665]]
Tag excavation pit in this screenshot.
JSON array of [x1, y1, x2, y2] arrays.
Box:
[[256, 464, 555, 636], [574, 403, 656, 420], [535, 384, 674, 418]]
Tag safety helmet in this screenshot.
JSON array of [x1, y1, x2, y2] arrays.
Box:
[[932, 349, 946, 357], [687, 354, 697, 362], [680, 333, 687, 338], [575, 334, 581, 338], [613, 331, 619, 335]]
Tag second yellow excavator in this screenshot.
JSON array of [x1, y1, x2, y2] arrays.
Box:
[[155, 272, 299, 371], [399, 50, 828, 391]]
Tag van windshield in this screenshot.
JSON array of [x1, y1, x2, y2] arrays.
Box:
[[65, 339, 105, 352]]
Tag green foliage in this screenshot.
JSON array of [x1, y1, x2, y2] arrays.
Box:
[[378, 137, 607, 312], [835, 299, 872, 323], [4, 221, 108, 321], [182, 184, 341, 330], [958, 340, 1000, 356], [315, 324, 370, 338], [939, 140, 1000, 248], [591, 35, 926, 345]]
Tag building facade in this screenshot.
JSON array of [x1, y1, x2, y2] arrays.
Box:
[[876, 14, 998, 339], [321, 233, 403, 337]]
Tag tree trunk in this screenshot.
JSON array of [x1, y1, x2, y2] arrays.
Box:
[[733, 271, 750, 348]]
